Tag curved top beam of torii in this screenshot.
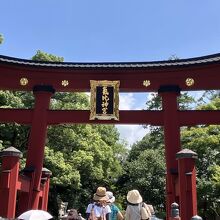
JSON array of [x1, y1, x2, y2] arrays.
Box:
[[0, 53, 220, 92]]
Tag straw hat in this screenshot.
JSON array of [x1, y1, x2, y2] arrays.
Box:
[[127, 189, 143, 204], [93, 187, 109, 201], [106, 191, 115, 203]]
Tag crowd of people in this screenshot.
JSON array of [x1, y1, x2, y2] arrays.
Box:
[[65, 187, 156, 220]]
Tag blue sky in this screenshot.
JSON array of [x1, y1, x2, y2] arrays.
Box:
[[1, 1, 220, 145]]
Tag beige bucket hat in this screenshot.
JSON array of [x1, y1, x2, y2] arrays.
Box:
[[93, 187, 109, 201], [127, 189, 143, 204]]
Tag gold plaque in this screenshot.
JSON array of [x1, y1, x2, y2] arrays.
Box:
[[90, 80, 120, 120]]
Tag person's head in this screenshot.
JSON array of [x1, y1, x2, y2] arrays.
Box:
[[96, 200, 107, 207], [106, 191, 115, 204], [67, 209, 79, 220], [93, 186, 109, 205], [127, 189, 143, 204]]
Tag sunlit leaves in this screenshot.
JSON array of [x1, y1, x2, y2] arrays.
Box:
[[180, 97, 220, 218], [32, 50, 64, 62], [0, 34, 3, 44], [44, 146, 80, 187]]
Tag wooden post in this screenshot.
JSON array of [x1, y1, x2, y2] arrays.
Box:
[[0, 147, 22, 218], [159, 85, 181, 219], [25, 85, 55, 209], [17, 167, 35, 215], [40, 168, 52, 210], [176, 149, 198, 220]]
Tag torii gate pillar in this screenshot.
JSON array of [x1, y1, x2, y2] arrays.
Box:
[[0, 147, 22, 218], [176, 149, 198, 219], [18, 85, 55, 212], [159, 85, 181, 219]]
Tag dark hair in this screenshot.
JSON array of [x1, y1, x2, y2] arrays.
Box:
[[67, 209, 80, 220]]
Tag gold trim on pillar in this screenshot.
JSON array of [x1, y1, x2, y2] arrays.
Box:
[[90, 80, 120, 120]]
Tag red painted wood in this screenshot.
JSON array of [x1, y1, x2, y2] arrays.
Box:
[[179, 110, 220, 125], [17, 175, 31, 192], [41, 178, 50, 211], [178, 157, 197, 220], [1, 61, 220, 92], [17, 171, 35, 215], [25, 90, 53, 209], [1, 108, 220, 125], [0, 109, 32, 124], [0, 156, 20, 218], [47, 110, 164, 125], [160, 91, 181, 220]]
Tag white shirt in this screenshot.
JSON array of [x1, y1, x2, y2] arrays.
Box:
[[86, 203, 111, 218]]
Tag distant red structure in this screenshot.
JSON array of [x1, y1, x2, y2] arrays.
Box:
[[0, 53, 220, 219]]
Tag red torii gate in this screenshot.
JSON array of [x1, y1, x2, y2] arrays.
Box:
[[0, 53, 220, 220]]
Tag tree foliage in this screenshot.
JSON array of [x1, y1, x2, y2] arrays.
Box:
[[0, 90, 32, 155], [121, 149, 165, 204], [32, 50, 64, 62], [118, 130, 166, 218], [181, 123, 220, 218], [181, 96, 220, 218], [0, 34, 3, 44]]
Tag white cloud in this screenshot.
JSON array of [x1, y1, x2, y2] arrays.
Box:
[[116, 124, 147, 147], [119, 93, 135, 110], [119, 93, 147, 110], [117, 93, 148, 146]]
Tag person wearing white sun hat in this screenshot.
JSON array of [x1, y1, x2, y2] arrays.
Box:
[[125, 189, 151, 220], [106, 191, 124, 220]]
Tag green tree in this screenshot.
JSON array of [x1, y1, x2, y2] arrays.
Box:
[[46, 122, 126, 214], [210, 165, 220, 216], [0, 34, 3, 44], [32, 50, 64, 62], [179, 96, 220, 219], [126, 149, 165, 206], [0, 90, 32, 155], [181, 124, 220, 219], [118, 147, 165, 217]]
